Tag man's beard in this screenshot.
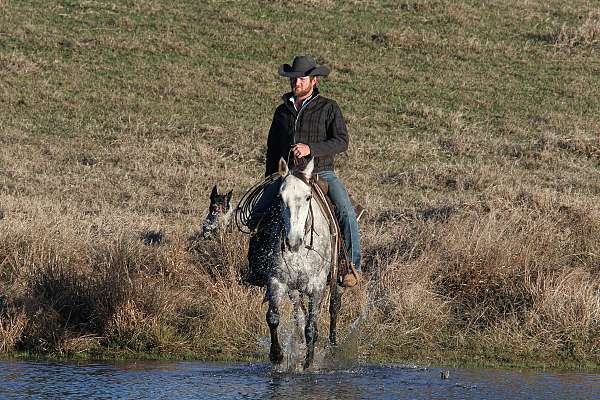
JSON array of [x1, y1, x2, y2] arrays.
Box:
[[294, 86, 312, 99]]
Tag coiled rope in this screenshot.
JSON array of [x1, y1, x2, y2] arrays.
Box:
[[235, 173, 282, 235]]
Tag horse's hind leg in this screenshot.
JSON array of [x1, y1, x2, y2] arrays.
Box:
[[304, 290, 323, 370], [267, 282, 284, 365], [329, 285, 343, 346]]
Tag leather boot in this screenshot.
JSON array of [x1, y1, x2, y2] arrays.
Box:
[[341, 264, 361, 288]]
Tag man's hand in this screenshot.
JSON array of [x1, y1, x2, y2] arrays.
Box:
[[291, 143, 311, 159]]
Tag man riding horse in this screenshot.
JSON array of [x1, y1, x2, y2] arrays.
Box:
[[245, 55, 361, 288]]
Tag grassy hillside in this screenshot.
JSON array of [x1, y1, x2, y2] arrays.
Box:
[[2, 0, 600, 368]]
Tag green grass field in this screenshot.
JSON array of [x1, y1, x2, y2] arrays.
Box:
[[2, 0, 600, 369]]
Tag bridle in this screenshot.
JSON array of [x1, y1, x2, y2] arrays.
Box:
[[279, 172, 318, 254], [279, 170, 342, 288]]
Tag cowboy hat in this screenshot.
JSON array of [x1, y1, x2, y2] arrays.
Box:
[[278, 55, 330, 78]]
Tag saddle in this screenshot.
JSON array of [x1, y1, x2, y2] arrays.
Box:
[[309, 176, 365, 285], [311, 178, 366, 222]]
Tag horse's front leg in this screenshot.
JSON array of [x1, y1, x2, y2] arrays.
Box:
[[267, 281, 285, 365], [329, 285, 343, 346], [304, 290, 323, 370], [289, 291, 306, 343]]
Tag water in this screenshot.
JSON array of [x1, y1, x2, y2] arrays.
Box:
[[1, 360, 599, 399]]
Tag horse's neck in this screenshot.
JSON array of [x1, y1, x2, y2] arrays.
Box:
[[310, 198, 330, 233], [309, 182, 337, 235]]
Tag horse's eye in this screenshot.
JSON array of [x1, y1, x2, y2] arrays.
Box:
[[306, 195, 312, 201]]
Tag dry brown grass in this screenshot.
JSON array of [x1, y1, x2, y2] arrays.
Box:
[[555, 12, 600, 49], [0, 308, 27, 353], [2, 175, 600, 365]]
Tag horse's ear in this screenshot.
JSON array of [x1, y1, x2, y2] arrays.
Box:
[[301, 158, 314, 180], [278, 158, 289, 176], [210, 185, 218, 201]]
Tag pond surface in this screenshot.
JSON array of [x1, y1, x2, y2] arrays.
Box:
[[0, 360, 599, 399]]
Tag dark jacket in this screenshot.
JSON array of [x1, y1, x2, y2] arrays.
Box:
[[265, 88, 349, 176]]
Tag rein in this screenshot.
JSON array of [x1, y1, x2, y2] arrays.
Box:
[[309, 177, 341, 287]]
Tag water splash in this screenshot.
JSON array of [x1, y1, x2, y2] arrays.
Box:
[[314, 291, 377, 371], [259, 285, 381, 373], [258, 308, 307, 373]]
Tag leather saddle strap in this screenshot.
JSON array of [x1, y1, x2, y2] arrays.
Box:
[[310, 179, 341, 284]]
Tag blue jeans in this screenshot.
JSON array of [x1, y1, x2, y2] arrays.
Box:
[[252, 172, 361, 271]]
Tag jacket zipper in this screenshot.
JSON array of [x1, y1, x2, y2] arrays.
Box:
[[293, 94, 319, 144]]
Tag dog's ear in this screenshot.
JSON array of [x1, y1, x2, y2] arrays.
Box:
[[278, 158, 289, 176], [210, 185, 218, 201], [226, 190, 232, 206], [301, 158, 314, 181]]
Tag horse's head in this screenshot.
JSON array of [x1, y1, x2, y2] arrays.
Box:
[[202, 185, 233, 239], [278, 157, 313, 252]]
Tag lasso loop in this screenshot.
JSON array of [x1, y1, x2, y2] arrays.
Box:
[[234, 173, 282, 235]]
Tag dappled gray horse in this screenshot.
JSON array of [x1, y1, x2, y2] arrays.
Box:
[[250, 158, 342, 369]]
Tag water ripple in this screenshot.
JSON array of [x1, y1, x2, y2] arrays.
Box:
[[0, 361, 598, 399]]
